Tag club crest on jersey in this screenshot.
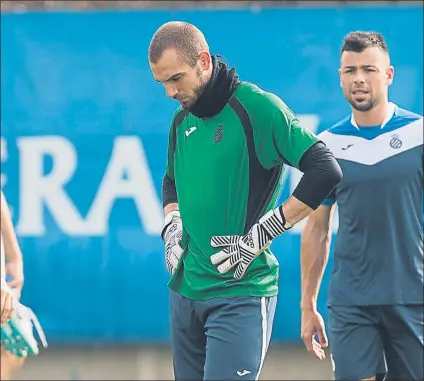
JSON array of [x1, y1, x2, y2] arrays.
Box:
[[213, 125, 224, 143], [389, 133, 402, 149]]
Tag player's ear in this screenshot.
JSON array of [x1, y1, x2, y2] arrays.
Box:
[[199, 51, 211, 71], [386, 66, 394, 86]]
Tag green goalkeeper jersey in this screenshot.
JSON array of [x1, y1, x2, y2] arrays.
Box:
[[165, 82, 319, 300]]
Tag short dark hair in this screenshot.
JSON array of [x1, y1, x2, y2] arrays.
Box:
[[341, 31, 389, 55], [148, 21, 209, 66]]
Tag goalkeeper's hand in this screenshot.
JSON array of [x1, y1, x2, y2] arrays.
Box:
[[210, 206, 292, 279], [161, 210, 184, 275]]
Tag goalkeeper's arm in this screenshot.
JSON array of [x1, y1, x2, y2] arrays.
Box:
[[162, 174, 179, 216], [161, 174, 183, 274], [273, 142, 342, 229], [210, 142, 342, 276], [233, 141, 342, 250]]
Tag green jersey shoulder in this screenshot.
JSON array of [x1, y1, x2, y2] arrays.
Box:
[[233, 81, 319, 170]]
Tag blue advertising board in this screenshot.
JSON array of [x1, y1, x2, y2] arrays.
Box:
[[1, 6, 422, 343]]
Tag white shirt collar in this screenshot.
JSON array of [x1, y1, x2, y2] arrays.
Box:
[[350, 102, 396, 129]]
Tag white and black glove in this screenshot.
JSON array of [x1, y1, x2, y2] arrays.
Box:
[[210, 206, 292, 279], [161, 210, 184, 275]]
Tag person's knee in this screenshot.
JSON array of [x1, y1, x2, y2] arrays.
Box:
[[1, 346, 26, 379]]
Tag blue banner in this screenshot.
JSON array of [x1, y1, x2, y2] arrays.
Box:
[[1, 6, 422, 343]]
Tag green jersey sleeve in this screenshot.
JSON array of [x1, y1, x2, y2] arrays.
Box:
[[238, 84, 320, 170], [165, 107, 185, 180]]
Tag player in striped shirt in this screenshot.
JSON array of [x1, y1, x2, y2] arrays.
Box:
[[300, 31, 423, 381]]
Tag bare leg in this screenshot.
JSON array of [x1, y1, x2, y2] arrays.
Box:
[[0, 347, 25, 380]]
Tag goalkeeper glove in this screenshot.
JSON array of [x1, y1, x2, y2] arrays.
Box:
[[210, 206, 292, 279], [161, 210, 184, 275]]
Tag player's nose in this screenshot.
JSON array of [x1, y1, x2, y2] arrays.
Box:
[[353, 72, 366, 84], [165, 85, 178, 99]]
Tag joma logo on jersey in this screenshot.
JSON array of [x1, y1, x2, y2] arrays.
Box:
[[213, 125, 224, 143], [390, 134, 402, 149], [185, 127, 197, 137]]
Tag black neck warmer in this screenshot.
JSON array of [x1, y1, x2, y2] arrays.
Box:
[[189, 55, 241, 119]]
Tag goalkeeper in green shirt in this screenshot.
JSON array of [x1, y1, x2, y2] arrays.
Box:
[[148, 21, 342, 381]]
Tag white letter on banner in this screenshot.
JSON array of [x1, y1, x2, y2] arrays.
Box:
[[16, 136, 87, 236], [86, 136, 163, 235]]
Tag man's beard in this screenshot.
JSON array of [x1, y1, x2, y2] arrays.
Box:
[[184, 73, 208, 109], [347, 95, 377, 112], [192, 78, 208, 102]]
